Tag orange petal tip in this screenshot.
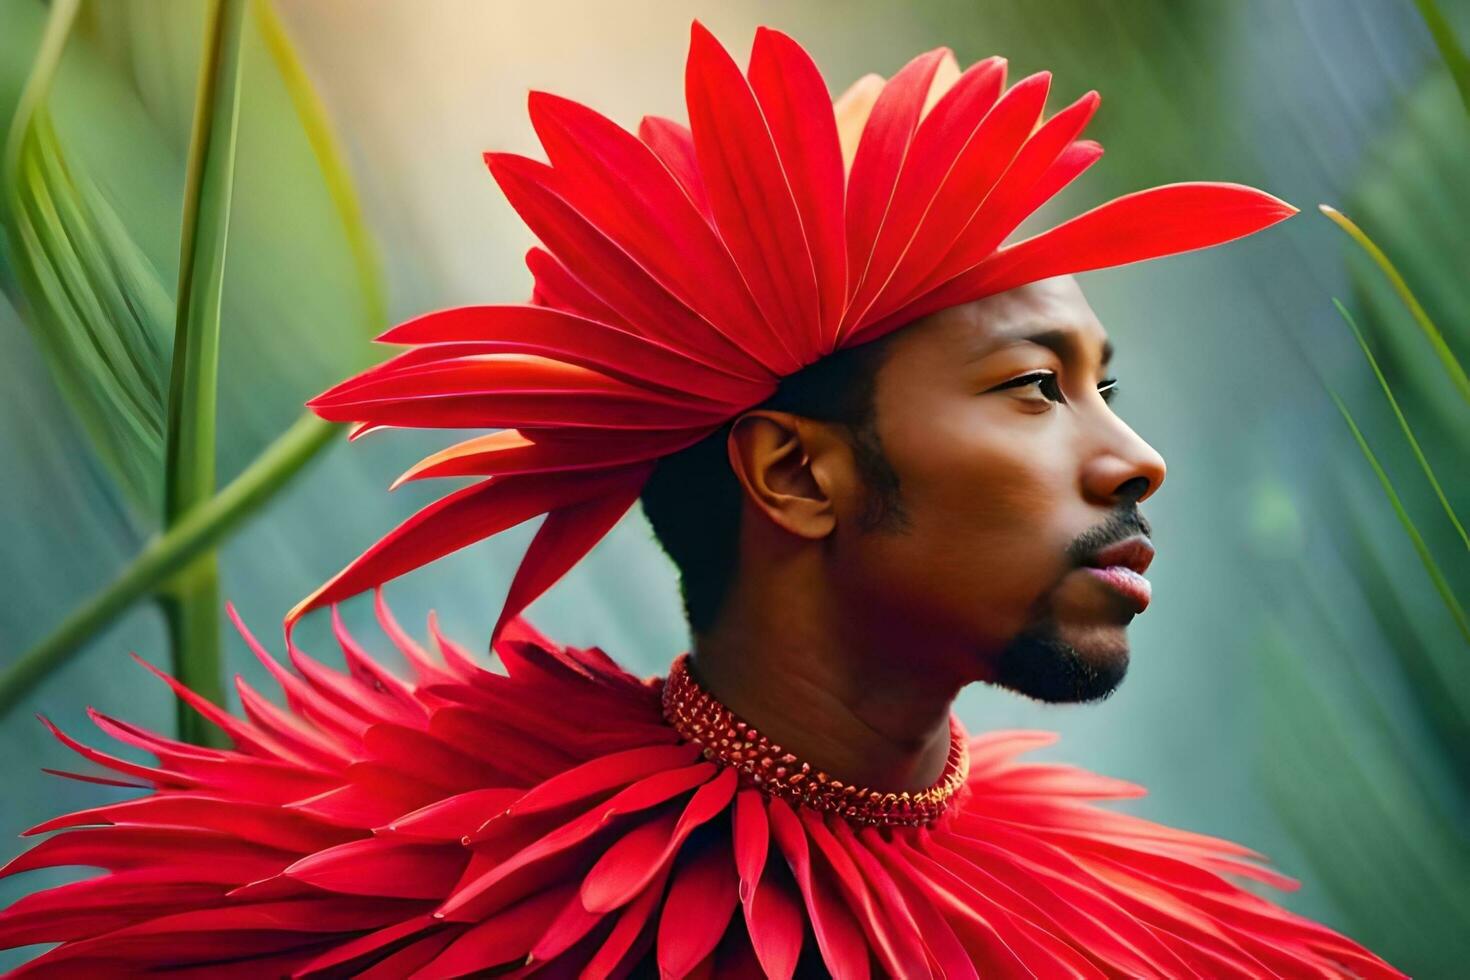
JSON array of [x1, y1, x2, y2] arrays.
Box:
[[285, 593, 317, 626]]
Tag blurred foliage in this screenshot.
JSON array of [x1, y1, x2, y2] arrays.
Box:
[[1256, 49, 1470, 980], [1350, 75, 1470, 445], [0, 0, 383, 509], [1, 7, 171, 514], [1413, 0, 1470, 113], [0, 0, 383, 724]]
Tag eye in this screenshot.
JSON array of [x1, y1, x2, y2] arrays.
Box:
[[991, 371, 1065, 403], [989, 372, 1121, 406]]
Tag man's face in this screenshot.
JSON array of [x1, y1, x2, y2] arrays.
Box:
[[827, 276, 1166, 702]]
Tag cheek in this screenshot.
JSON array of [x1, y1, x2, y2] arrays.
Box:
[[919, 418, 1056, 510], [848, 413, 1076, 624], [914, 428, 1067, 573]]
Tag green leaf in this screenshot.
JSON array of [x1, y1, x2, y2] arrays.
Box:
[[1347, 73, 1470, 458], [1328, 388, 1469, 644], [2, 0, 168, 514], [1321, 205, 1470, 407], [68, 0, 383, 422], [163, 0, 243, 529], [1256, 620, 1470, 972], [1, 0, 384, 522], [1333, 298, 1467, 550], [1339, 505, 1470, 768], [1413, 0, 1470, 116]]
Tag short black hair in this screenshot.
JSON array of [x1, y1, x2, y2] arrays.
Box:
[[640, 335, 907, 633]]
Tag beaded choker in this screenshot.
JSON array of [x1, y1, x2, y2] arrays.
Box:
[[659, 654, 969, 828]]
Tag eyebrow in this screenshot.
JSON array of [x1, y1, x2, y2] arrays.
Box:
[[968, 326, 1114, 368]]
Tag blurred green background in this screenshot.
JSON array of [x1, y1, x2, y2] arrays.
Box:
[[1, 0, 1466, 974]]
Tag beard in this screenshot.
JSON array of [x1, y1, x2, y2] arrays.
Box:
[[991, 620, 1129, 704]]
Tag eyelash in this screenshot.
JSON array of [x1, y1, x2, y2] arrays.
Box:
[[995, 371, 1119, 405]]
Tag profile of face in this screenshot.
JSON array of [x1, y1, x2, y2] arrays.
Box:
[[821, 275, 1166, 703]]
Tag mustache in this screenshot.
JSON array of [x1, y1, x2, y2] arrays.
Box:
[[1067, 508, 1152, 567]]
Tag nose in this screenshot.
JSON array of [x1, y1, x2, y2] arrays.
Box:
[[1081, 417, 1167, 507]]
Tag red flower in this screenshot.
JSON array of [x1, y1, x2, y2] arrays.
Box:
[[1, 601, 1400, 978], [291, 22, 1297, 639]]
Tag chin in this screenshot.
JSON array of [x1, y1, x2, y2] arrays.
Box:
[[992, 621, 1130, 704]]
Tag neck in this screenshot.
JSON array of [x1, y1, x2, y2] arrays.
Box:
[[689, 561, 961, 794]]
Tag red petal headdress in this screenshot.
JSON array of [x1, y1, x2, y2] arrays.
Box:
[[293, 22, 1296, 634]]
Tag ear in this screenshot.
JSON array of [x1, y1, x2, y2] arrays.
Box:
[[726, 410, 848, 540]]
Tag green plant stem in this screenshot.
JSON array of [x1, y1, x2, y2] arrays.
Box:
[[1333, 298, 1468, 550], [1413, 0, 1470, 116], [1330, 390, 1470, 645], [159, 569, 222, 745], [1320, 205, 1470, 405], [0, 414, 338, 718], [160, 0, 249, 746]]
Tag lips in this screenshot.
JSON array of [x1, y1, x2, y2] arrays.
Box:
[[1081, 534, 1155, 613], [1086, 535, 1155, 575]]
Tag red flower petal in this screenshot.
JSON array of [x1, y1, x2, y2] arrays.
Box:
[[844, 47, 951, 309], [493, 462, 652, 641], [526, 245, 631, 327], [876, 181, 1298, 335], [289, 465, 650, 624], [768, 799, 872, 980], [844, 56, 1007, 330], [747, 25, 849, 349], [581, 767, 737, 912], [840, 70, 1051, 342], [656, 832, 739, 976], [527, 89, 794, 374], [0, 607, 1402, 976], [638, 115, 714, 221], [687, 22, 821, 363]]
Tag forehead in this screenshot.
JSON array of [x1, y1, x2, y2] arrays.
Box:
[[883, 276, 1110, 365]]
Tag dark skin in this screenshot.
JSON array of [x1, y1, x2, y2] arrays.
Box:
[[690, 276, 1168, 793]]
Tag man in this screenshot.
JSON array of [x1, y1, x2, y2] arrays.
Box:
[[645, 274, 1164, 801], [0, 22, 1399, 978]]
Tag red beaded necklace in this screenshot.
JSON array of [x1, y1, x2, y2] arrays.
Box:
[[659, 654, 969, 828]]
